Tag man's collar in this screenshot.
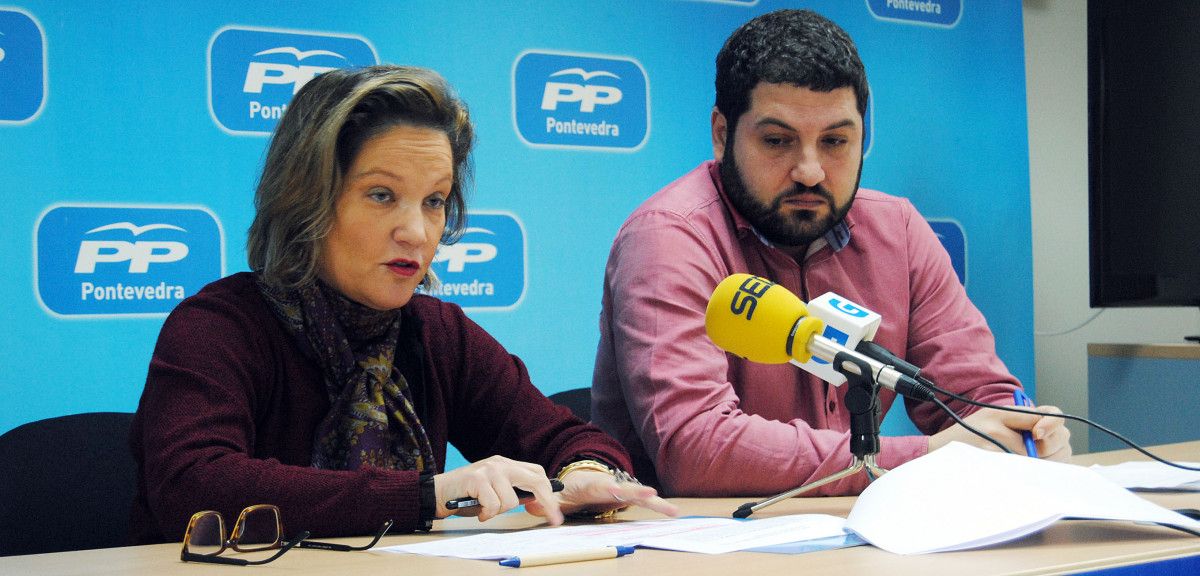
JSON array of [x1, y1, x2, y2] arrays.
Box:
[[824, 219, 852, 252]]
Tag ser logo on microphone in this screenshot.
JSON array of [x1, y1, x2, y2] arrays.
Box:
[[729, 275, 775, 321]]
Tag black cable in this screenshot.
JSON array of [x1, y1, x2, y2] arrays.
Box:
[[928, 394, 1012, 454], [921, 377, 1200, 538], [855, 341, 1199, 471], [924, 378, 1200, 472]]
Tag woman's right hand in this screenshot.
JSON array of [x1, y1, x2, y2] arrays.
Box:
[[433, 455, 564, 524]]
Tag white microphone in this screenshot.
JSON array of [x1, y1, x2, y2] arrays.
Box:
[[794, 292, 881, 386], [704, 274, 933, 401]]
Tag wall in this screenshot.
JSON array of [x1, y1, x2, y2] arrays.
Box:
[[2, 1, 1034, 469], [1022, 0, 1200, 451]]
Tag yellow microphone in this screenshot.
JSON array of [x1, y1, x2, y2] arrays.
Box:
[[704, 273, 933, 400], [704, 273, 826, 364]]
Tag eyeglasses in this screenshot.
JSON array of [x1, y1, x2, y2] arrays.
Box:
[[181, 504, 393, 566], [181, 504, 304, 566]]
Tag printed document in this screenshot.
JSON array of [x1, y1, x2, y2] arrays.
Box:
[[377, 514, 848, 559], [845, 442, 1200, 554]]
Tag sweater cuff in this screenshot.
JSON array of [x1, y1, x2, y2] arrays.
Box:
[[365, 468, 424, 533]]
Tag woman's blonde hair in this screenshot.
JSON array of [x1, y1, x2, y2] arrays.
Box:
[[247, 65, 474, 289]]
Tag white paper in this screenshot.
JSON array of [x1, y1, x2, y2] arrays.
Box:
[[375, 515, 847, 559], [845, 442, 1200, 555], [1090, 460, 1200, 491], [639, 514, 847, 554]]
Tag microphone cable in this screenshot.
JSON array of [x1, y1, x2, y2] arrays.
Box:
[[853, 341, 1198, 471], [927, 393, 1012, 454], [920, 375, 1200, 537], [920, 377, 1200, 472]]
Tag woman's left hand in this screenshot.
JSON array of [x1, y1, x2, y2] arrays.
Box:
[[525, 470, 679, 520]]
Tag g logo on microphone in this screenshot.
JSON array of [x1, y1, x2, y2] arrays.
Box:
[[729, 275, 774, 321], [829, 297, 870, 318], [802, 292, 883, 377]]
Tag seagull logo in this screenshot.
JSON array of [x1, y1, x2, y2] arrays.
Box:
[[549, 68, 619, 81], [85, 222, 187, 236], [253, 46, 346, 61]]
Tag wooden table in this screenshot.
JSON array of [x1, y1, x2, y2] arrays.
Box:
[[3, 442, 1197, 575]]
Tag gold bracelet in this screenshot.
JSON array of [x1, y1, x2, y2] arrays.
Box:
[[556, 460, 638, 520], [557, 459, 641, 484], [556, 459, 614, 480]]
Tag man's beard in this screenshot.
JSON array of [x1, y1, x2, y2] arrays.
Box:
[[718, 143, 860, 249]]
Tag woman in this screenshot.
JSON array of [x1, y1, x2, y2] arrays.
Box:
[[129, 65, 675, 544]]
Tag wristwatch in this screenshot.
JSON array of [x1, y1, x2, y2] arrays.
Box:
[[417, 471, 436, 531]]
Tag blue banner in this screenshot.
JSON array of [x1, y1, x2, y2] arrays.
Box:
[[1, 1, 1033, 451]]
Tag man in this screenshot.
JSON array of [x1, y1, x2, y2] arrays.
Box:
[[591, 9, 1070, 497]]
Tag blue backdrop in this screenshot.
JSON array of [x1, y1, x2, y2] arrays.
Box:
[[1, 0, 1032, 469]]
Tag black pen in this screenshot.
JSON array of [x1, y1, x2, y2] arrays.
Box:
[[445, 478, 564, 510]]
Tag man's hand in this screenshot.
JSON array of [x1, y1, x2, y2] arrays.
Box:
[[929, 402, 1072, 461]]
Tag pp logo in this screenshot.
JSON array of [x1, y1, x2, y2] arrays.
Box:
[[428, 212, 526, 310], [866, 0, 962, 28], [208, 26, 377, 135], [513, 51, 649, 150], [74, 223, 189, 273], [35, 205, 225, 317], [0, 8, 47, 124], [928, 219, 967, 287]]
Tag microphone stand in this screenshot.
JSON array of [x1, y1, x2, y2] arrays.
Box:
[[733, 352, 888, 518]]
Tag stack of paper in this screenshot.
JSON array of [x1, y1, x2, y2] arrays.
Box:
[[1090, 460, 1200, 491], [377, 514, 849, 559], [844, 442, 1200, 554]]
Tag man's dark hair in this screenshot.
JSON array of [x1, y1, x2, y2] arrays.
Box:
[[715, 9, 868, 134]]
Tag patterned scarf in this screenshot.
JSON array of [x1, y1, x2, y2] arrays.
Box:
[[256, 274, 436, 474]]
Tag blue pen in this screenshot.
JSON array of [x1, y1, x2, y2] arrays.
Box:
[[1013, 389, 1039, 458], [499, 545, 635, 568]]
